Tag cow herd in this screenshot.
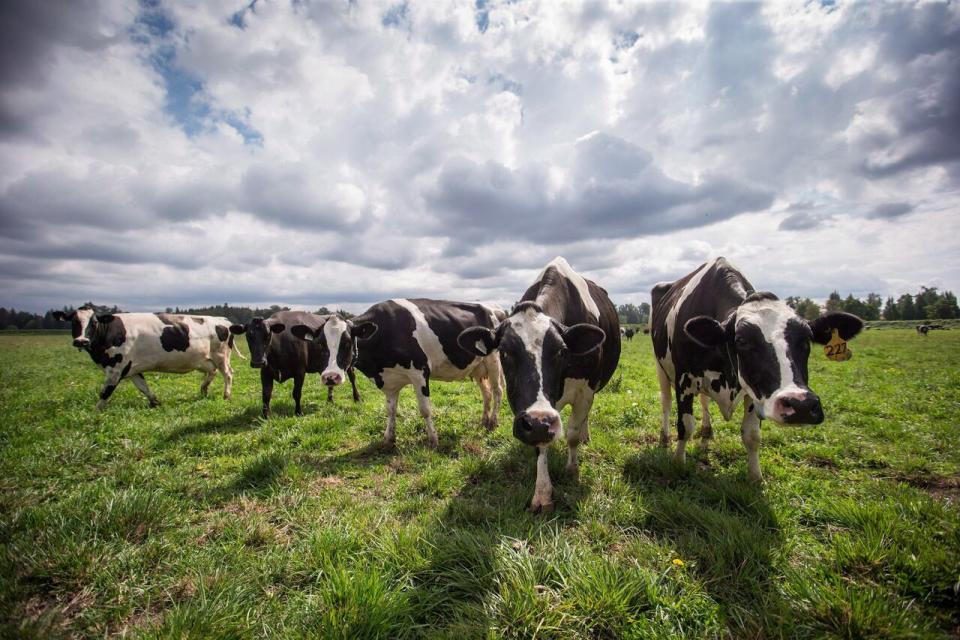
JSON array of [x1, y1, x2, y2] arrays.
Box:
[[56, 257, 864, 511]]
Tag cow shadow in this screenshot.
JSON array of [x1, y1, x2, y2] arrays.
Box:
[[163, 406, 264, 441], [207, 451, 289, 503], [403, 443, 591, 634], [622, 447, 786, 635]]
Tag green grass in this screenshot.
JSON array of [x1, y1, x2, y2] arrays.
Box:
[[1, 330, 958, 639]]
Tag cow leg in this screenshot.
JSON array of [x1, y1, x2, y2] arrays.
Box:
[[130, 374, 160, 408], [656, 365, 672, 448], [698, 393, 713, 442], [198, 361, 217, 397], [414, 382, 439, 448], [216, 356, 233, 400], [348, 367, 361, 402], [260, 368, 274, 419], [95, 368, 123, 411], [293, 372, 305, 416], [473, 367, 494, 430], [741, 397, 763, 482], [674, 381, 696, 466], [529, 445, 554, 514], [565, 392, 594, 477], [487, 354, 503, 429], [383, 387, 400, 446]]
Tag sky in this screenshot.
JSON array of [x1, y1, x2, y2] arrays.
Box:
[[1, 0, 958, 314]]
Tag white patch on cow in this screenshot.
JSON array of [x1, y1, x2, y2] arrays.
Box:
[[537, 257, 600, 321], [702, 369, 741, 420], [509, 306, 556, 417], [736, 299, 803, 420], [474, 340, 488, 355], [379, 364, 426, 394], [660, 259, 717, 385], [322, 316, 349, 380], [391, 298, 480, 381]]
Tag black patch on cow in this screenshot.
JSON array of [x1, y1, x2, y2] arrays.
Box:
[[353, 301, 431, 389], [416, 298, 497, 371], [120, 361, 133, 379], [744, 291, 779, 303], [100, 384, 116, 400], [215, 324, 229, 342], [735, 322, 780, 400], [160, 322, 190, 352], [86, 315, 127, 368], [784, 319, 812, 386]]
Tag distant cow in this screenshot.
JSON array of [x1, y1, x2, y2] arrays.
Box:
[[651, 258, 863, 482], [291, 299, 505, 446], [917, 324, 930, 335], [53, 307, 237, 409], [459, 257, 621, 513], [624, 328, 635, 341], [229, 311, 360, 418], [620, 327, 626, 336]]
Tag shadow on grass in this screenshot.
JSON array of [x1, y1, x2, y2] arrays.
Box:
[[162, 405, 264, 441], [298, 440, 400, 477], [622, 447, 786, 635]]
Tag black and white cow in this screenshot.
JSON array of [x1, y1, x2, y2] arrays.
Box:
[[229, 311, 361, 418], [53, 307, 238, 409], [650, 257, 863, 481], [917, 324, 930, 336], [624, 328, 636, 341], [291, 299, 505, 447], [458, 257, 621, 513]]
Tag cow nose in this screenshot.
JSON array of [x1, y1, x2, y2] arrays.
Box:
[[774, 390, 823, 425], [321, 371, 343, 386], [513, 410, 561, 445], [250, 359, 265, 369], [73, 338, 89, 348]]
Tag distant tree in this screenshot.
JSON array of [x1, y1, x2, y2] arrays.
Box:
[[315, 306, 333, 316], [863, 293, 882, 321], [896, 294, 916, 320], [882, 297, 899, 320], [930, 292, 959, 319], [914, 286, 939, 319], [794, 298, 821, 320], [616, 303, 642, 324], [336, 309, 355, 319], [825, 291, 842, 313], [638, 302, 651, 325]]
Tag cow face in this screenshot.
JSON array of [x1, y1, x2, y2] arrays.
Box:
[[230, 317, 284, 368], [53, 307, 96, 349], [684, 295, 862, 424], [458, 303, 604, 446], [290, 317, 377, 386]]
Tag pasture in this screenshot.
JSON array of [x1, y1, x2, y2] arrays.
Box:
[[2, 330, 959, 639]]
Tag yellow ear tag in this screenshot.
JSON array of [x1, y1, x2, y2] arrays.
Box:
[[823, 328, 851, 361]]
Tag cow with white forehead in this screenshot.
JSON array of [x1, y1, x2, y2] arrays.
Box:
[[651, 257, 864, 481], [53, 307, 238, 409], [458, 257, 621, 513], [229, 311, 361, 418], [291, 299, 505, 447]]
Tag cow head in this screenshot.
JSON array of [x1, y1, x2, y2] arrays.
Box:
[[683, 292, 862, 424], [289, 316, 377, 386], [229, 317, 284, 368], [53, 306, 97, 349], [458, 302, 604, 446]]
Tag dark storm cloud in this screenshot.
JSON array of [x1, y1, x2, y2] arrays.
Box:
[[426, 133, 774, 252]]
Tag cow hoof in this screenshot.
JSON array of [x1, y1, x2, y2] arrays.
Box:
[[295, 409, 304, 417], [565, 462, 579, 477], [353, 394, 361, 403], [528, 499, 555, 515], [95, 401, 107, 412], [658, 436, 670, 449], [149, 400, 161, 408], [426, 436, 439, 448]]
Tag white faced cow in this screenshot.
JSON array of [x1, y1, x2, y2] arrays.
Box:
[[650, 257, 863, 481], [53, 307, 239, 409], [291, 299, 505, 447], [458, 257, 621, 513]]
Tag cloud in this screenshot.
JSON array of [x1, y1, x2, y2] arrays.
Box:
[[865, 202, 915, 220]]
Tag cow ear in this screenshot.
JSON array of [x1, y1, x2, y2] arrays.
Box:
[[289, 325, 315, 341], [229, 324, 246, 335], [53, 311, 72, 321], [98, 314, 116, 324], [809, 312, 863, 344], [563, 323, 605, 356], [269, 323, 286, 334], [684, 316, 728, 348], [352, 321, 378, 341], [458, 326, 499, 357]]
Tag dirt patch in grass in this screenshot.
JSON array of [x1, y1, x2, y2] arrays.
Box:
[[20, 587, 95, 635], [890, 473, 960, 504]]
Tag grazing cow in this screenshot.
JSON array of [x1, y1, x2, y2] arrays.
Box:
[[291, 300, 505, 446], [917, 324, 930, 336], [53, 308, 237, 409], [620, 327, 626, 336], [624, 328, 636, 341], [458, 257, 621, 513], [650, 257, 863, 481], [642, 327, 650, 335], [229, 311, 361, 418]]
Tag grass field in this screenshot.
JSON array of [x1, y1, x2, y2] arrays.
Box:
[[2, 330, 959, 639]]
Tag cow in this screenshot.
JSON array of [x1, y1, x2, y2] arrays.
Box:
[[52, 307, 238, 409], [620, 327, 626, 336], [650, 257, 863, 481], [917, 324, 930, 335], [229, 311, 361, 418], [290, 300, 505, 446], [458, 257, 621, 513], [624, 328, 636, 341]]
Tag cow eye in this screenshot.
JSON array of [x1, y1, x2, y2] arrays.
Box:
[[735, 336, 751, 350]]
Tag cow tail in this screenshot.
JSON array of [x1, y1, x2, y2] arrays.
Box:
[[229, 333, 246, 360]]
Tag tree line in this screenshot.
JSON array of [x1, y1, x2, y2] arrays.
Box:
[[2, 287, 957, 331]]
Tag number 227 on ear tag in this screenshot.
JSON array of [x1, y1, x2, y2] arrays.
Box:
[[823, 328, 852, 361]]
